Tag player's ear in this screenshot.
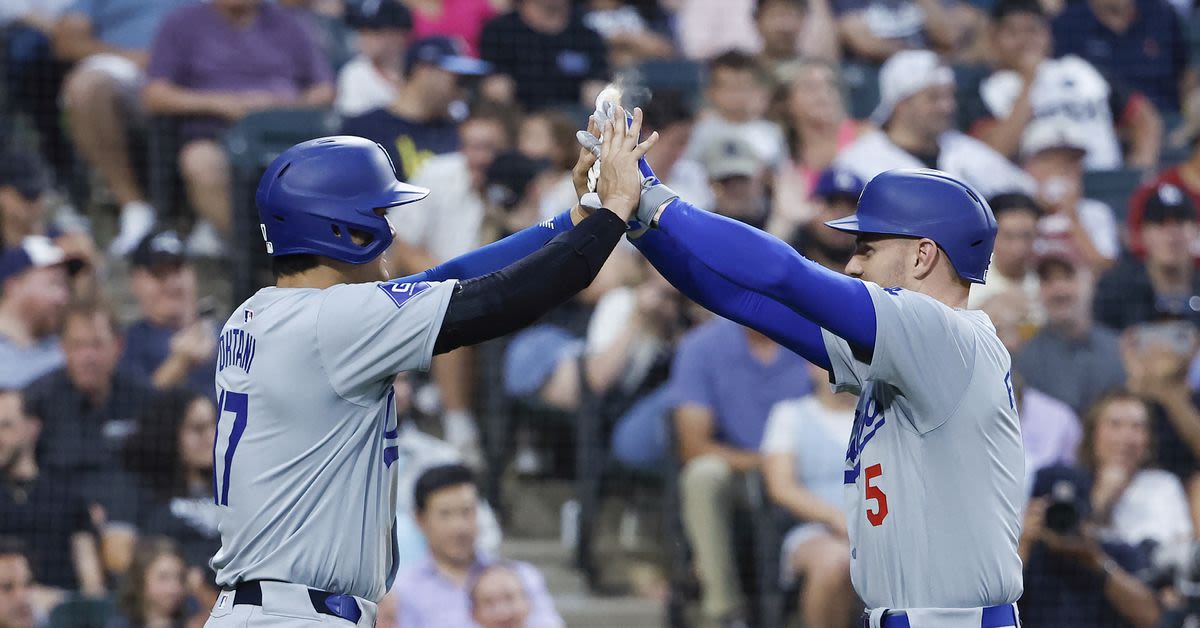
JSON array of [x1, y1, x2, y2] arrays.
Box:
[[912, 238, 940, 280]]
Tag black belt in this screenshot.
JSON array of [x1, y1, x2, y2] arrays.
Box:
[[233, 580, 363, 624]]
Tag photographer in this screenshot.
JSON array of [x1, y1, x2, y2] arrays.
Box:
[[1020, 391, 1193, 628]]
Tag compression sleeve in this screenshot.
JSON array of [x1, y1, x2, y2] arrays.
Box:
[[633, 229, 831, 369], [393, 209, 575, 284], [656, 199, 877, 351], [432, 208, 627, 354]]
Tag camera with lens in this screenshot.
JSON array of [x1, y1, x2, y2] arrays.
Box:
[[1044, 478, 1083, 535]]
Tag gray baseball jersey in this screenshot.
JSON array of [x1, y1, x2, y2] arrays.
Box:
[[822, 283, 1025, 610], [210, 279, 456, 602]]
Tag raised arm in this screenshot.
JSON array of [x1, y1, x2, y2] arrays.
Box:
[[648, 198, 876, 351], [632, 229, 831, 369]]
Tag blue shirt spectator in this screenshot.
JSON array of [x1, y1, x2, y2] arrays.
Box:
[[669, 317, 813, 450], [1052, 0, 1188, 113]]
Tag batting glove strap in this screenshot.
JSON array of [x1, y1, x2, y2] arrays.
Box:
[[638, 183, 679, 227]]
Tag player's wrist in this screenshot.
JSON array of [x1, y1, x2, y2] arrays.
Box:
[[637, 183, 678, 227]]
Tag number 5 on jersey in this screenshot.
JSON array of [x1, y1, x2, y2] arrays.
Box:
[[865, 463, 889, 526], [213, 389, 249, 506]]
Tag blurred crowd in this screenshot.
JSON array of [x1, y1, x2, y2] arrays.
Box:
[[3, 0, 1200, 627]]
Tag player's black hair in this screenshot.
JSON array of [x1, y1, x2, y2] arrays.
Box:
[[271, 253, 322, 279], [988, 192, 1044, 219], [991, 0, 1045, 22], [414, 463, 476, 513], [641, 91, 695, 131]]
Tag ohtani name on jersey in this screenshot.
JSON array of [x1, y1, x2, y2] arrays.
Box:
[[218, 329, 257, 373], [844, 394, 886, 484]]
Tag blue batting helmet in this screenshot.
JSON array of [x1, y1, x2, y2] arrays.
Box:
[[255, 136, 429, 264], [824, 169, 997, 284]]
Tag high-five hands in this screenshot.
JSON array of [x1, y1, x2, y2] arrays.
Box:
[[596, 106, 658, 222]]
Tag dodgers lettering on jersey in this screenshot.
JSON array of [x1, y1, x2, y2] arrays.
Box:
[[210, 278, 456, 602], [822, 283, 1025, 610]]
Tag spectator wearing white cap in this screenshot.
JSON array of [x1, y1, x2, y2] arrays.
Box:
[[0, 237, 80, 390], [833, 49, 1034, 198], [973, 0, 1161, 170], [1020, 117, 1119, 272]]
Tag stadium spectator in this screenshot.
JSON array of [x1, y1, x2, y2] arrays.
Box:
[[334, 0, 412, 117], [341, 36, 489, 180], [754, 0, 839, 81], [0, 151, 97, 265], [0, 237, 76, 390], [1015, 243, 1126, 415], [1010, 372, 1083, 492], [120, 390, 219, 584], [1020, 118, 1120, 271], [1095, 183, 1200, 331], [0, 390, 105, 597], [1126, 145, 1200, 260], [582, 0, 674, 69], [469, 562, 547, 628], [0, 537, 37, 628], [697, 133, 772, 231], [53, 0, 191, 256], [479, 0, 608, 109], [968, 193, 1042, 311], [832, 0, 964, 62], [760, 364, 858, 628], [976, 0, 1160, 169], [773, 59, 869, 218], [120, 231, 216, 396], [673, 0, 760, 61], [393, 464, 563, 628], [478, 150, 551, 243], [669, 318, 813, 626], [778, 168, 862, 270], [142, 0, 334, 252], [834, 50, 1034, 198], [1019, 463, 1164, 628], [106, 537, 191, 628], [685, 51, 787, 169], [25, 302, 154, 571], [517, 109, 581, 220], [407, 0, 500, 57], [639, 92, 713, 211], [2, 1, 74, 179], [1052, 0, 1190, 114]]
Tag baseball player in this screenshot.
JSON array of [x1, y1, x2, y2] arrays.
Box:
[[205, 109, 657, 627], [619, 157, 1024, 627]]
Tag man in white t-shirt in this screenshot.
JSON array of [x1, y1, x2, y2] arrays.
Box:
[[834, 50, 1034, 199], [1019, 118, 1120, 271], [973, 0, 1160, 170], [335, 0, 411, 117]]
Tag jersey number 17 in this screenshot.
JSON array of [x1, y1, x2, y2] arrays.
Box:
[[213, 388, 249, 506]]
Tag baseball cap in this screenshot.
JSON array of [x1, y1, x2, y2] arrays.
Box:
[[1020, 118, 1089, 161], [485, 151, 549, 210], [404, 36, 491, 76], [1141, 182, 1197, 224], [813, 168, 865, 202], [870, 50, 954, 126], [0, 150, 50, 201], [0, 236, 76, 284], [700, 133, 765, 181], [131, 229, 189, 270], [345, 0, 412, 30]]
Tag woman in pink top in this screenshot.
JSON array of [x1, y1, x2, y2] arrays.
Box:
[[405, 0, 504, 57], [768, 60, 869, 238]]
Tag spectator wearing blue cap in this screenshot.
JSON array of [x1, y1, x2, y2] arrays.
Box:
[[120, 230, 217, 396], [341, 35, 491, 180], [335, 0, 412, 117], [0, 237, 81, 390], [779, 168, 862, 271]]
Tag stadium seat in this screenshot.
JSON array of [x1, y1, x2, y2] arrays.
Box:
[[46, 595, 113, 628], [1082, 168, 1149, 223], [223, 108, 340, 300]]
